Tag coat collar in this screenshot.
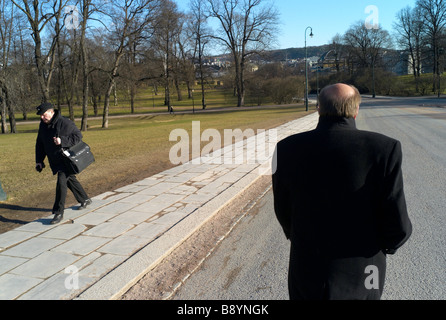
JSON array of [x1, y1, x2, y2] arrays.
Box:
[[316, 116, 357, 131]]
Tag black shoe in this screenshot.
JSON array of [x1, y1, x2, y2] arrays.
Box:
[[79, 199, 92, 210], [51, 213, 63, 225]]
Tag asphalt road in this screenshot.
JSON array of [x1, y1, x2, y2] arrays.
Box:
[[173, 187, 289, 300], [172, 96, 446, 300]]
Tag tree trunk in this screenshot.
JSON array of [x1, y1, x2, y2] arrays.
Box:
[[0, 82, 15, 133], [234, 59, 243, 107], [174, 76, 182, 101], [130, 86, 135, 113], [113, 80, 118, 106], [1, 95, 7, 134], [102, 82, 114, 128], [5, 89, 16, 133], [199, 58, 206, 109], [80, 31, 89, 130], [102, 51, 124, 128], [102, 81, 113, 129], [92, 95, 98, 117]]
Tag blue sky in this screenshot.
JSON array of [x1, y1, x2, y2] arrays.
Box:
[[275, 0, 417, 49], [178, 0, 418, 50]]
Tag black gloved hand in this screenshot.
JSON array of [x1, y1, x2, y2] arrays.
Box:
[[36, 163, 45, 173]]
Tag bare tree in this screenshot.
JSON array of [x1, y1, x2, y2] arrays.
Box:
[[56, 25, 82, 121], [12, 0, 68, 102], [120, 37, 149, 113], [344, 21, 392, 69], [343, 21, 393, 96], [329, 34, 345, 76], [0, 0, 12, 133], [0, 0, 18, 133], [176, 22, 196, 101], [394, 6, 424, 92], [9, 10, 39, 122], [416, 0, 446, 96], [188, 0, 211, 109], [206, 0, 279, 107], [151, 0, 182, 112], [79, 0, 97, 131], [101, 0, 160, 128], [172, 13, 186, 102]]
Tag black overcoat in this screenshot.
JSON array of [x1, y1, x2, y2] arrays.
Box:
[[272, 116, 412, 300], [36, 110, 83, 175]]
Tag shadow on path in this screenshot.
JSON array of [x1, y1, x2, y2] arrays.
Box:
[[0, 204, 52, 234]]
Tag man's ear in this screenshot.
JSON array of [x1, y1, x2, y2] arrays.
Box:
[[354, 105, 360, 119]]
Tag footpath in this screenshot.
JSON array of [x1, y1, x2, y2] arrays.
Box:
[[0, 112, 318, 300]]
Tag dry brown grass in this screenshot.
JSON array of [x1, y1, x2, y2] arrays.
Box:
[[0, 104, 313, 233]]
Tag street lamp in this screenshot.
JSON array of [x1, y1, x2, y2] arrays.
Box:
[[192, 89, 195, 114], [305, 26, 314, 112]]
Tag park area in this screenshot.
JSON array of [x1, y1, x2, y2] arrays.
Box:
[[0, 86, 311, 234]]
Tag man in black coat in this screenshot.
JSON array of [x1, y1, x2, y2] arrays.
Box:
[[35, 102, 92, 224], [272, 83, 412, 300]]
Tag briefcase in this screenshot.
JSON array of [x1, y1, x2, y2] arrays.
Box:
[[62, 141, 95, 174]]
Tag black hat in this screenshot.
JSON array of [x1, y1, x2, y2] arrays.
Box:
[[36, 102, 54, 115]]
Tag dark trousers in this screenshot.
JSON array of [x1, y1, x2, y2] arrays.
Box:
[[53, 171, 89, 214]]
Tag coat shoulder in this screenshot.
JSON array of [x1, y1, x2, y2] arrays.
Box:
[[356, 128, 398, 142], [57, 115, 80, 132], [58, 115, 76, 126], [277, 128, 401, 158], [278, 130, 314, 148], [355, 129, 401, 150]]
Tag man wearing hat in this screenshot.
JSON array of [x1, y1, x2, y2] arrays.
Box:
[[35, 102, 92, 224]]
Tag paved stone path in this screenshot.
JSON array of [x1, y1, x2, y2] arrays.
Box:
[[0, 112, 318, 300]]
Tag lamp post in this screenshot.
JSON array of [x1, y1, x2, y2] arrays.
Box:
[[305, 26, 314, 112], [192, 89, 195, 114]]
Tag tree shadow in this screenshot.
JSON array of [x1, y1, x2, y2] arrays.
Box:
[[0, 204, 50, 213], [0, 215, 31, 226], [0, 204, 52, 229]]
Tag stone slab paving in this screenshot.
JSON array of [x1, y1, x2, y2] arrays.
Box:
[[0, 112, 318, 300]]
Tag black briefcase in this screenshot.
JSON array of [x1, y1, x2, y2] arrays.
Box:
[[62, 141, 95, 174]]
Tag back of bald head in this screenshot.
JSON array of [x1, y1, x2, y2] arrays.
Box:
[[318, 83, 361, 118]]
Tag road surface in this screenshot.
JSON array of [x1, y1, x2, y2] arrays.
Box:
[[122, 96, 445, 300], [171, 96, 446, 300]]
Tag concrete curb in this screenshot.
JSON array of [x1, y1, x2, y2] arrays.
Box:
[[0, 111, 319, 300], [76, 171, 262, 300]]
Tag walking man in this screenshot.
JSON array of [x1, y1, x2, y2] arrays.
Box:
[[272, 83, 412, 300], [35, 102, 92, 224]]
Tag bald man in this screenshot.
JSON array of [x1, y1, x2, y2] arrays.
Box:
[[272, 83, 412, 300]]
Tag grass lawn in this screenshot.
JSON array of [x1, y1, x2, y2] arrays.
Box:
[[18, 86, 260, 122], [0, 103, 315, 233]]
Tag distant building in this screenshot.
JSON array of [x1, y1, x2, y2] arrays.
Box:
[[307, 56, 319, 67], [383, 51, 424, 76], [246, 63, 259, 72]]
